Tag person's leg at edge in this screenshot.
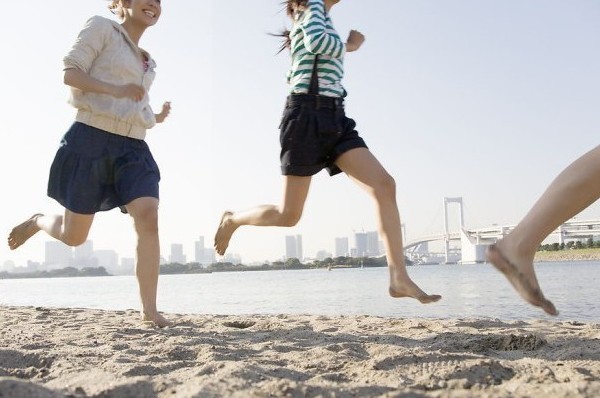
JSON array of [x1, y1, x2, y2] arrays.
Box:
[[335, 147, 441, 304], [487, 144, 600, 315], [125, 197, 171, 327], [8, 210, 94, 250], [214, 176, 312, 255]]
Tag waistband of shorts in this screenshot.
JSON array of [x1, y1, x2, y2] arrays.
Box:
[[75, 110, 147, 140], [287, 94, 344, 110]]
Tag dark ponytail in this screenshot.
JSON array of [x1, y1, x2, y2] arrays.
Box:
[[270, 29, 291, 54], [272, 0, 309, 54]]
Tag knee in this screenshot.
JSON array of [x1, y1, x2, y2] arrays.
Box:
[[279, 209, 302, 227], [373, 173, 396, 199], [62, 235, 88, 247], [132, 207, 159, 234]]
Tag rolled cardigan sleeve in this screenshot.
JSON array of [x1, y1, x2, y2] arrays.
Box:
[[63, 16, 111, 72], [301, 0, 345, 58]]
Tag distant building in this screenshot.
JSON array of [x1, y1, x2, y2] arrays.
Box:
[[351, 230, 382, 258], [222, 253, 242, 265], [335, 237, 349, 257], [1, 260, 16, 272], [194, 236, 205, 263], [316, 250, 332, 261], [73, 240, 97, 269], [16, 260, 42, 274], [115, 257, 135, 276], [195, 236, 215, 265], [354, 232, 368, 257], [285, 235, 303, 260], [121, 257, 135, 268], [94, 249, 119, 271], [45, 241, 72, 269], [169, 243, 186, 264], [74, 240, 93, 258], [366, 231, 382, 257]]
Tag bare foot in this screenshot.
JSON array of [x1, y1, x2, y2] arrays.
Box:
[[486, 243, 558, 316], [8, 213, 43, 250], [389, 282, 442, 304], [142, 312, 173, 328], [214, 211, 237, 256]]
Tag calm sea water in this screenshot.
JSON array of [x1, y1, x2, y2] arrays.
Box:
[[1, 261, 598, 322]]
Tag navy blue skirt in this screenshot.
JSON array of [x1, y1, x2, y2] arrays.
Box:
[[48, 122, 160, 214]]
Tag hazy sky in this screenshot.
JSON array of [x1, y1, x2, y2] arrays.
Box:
[[2, 0, 599, 266]]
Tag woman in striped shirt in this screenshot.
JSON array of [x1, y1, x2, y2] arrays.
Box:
[[215, 0, 441, 304]]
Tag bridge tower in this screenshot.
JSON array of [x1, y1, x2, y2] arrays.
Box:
[[443, 197, 464, 263]]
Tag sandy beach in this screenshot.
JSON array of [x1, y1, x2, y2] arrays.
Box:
[[0, 306, 598, 397]]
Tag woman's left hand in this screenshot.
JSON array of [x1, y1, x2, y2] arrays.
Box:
[[155, 101, 172, 123]]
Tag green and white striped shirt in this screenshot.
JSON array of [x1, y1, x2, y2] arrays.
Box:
[[287, 0, 346, 97]]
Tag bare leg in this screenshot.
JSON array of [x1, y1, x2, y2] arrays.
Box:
[[8, 211, 94, 250], [214, 176, 312, 255], [125, 197, 171, 327], [487, 145, 600, 315], [336, 147, 441, 304]]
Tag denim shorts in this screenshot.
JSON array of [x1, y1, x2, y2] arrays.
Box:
[[47, 122, 160, 214], [279, 94, 367, 176]]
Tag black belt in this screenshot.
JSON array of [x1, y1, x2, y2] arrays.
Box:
[[287, 94, 344, 110]]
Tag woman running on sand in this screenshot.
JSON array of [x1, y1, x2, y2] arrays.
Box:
[[8, 0, 172, 327], [214, 0, 441, 304]]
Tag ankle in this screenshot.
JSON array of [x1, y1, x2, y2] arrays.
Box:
[[501, 236, 536, 262]]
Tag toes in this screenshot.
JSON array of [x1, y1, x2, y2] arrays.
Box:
[[418, 294, 442, 304], [390, 287, 441, 304], [8, 213, 43, 250], [214, 211, 234, 257], [427, 294, 442, 303], [541, 298, 559, 316]]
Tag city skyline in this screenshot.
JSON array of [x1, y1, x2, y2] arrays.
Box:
[[1, 229, 384, 271], [4, 214, 599, 272]]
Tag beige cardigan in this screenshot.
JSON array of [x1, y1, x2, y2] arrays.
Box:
[[63, 16, 157, 140]]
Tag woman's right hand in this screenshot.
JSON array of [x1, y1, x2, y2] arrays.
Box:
[[113, 83, 146, 102], [346, 29, 365, 52], [64, 68, 146, 101]]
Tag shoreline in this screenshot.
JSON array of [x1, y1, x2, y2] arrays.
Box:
[[0, 305, 598, 397], [535, 248, 600, 262], [3, 249, 599, 280]]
